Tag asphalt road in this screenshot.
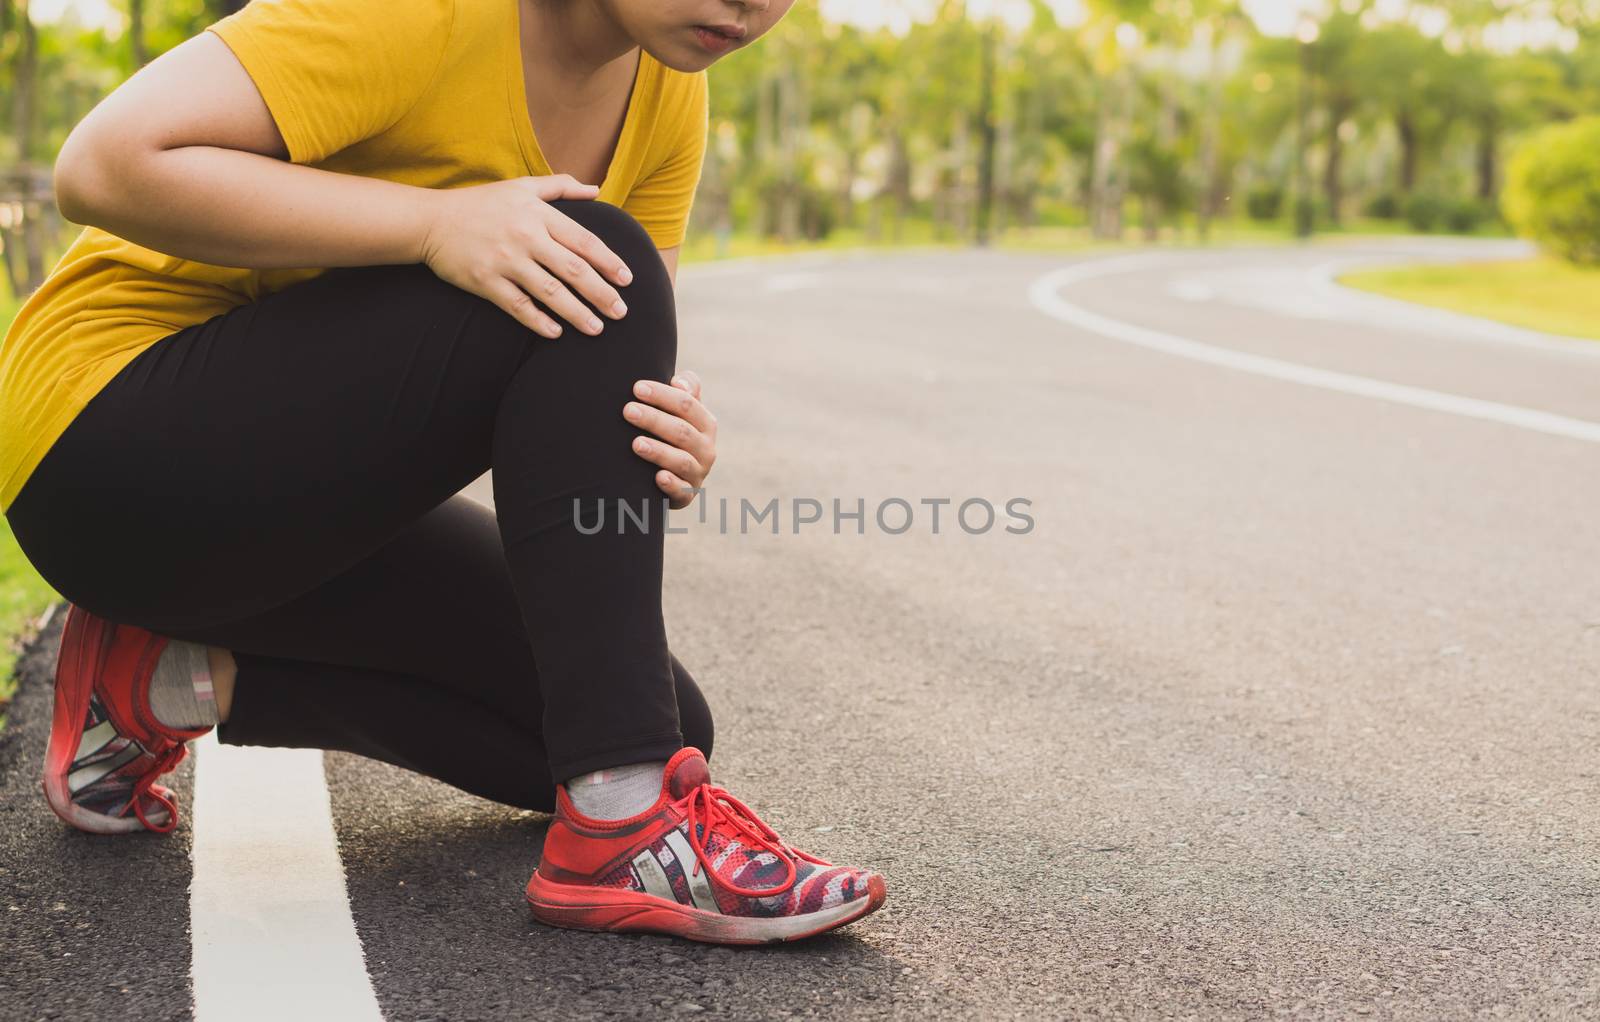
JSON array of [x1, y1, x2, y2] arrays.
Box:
[[2, 238, 1597, 1020]]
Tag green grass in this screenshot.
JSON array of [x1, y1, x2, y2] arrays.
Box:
[[1340, 256, 1600, 341], [0, 294, 61, 728], [0, 515, 59, 725]]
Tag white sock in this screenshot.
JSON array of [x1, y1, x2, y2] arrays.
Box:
[[566, 761, 667, 820], [146, 639, 220, 730]]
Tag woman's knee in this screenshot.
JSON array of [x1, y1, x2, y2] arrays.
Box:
[[545, 200, 664, 286], [467, 200, 677, 382], [548, 201, 673, 318]]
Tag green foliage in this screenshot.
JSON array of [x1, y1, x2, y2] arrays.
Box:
[[1389, 193, 1495, 235], [1399, 193, 1497, 235], [0, 512, 59, 724], [1503, 116, 1600, 265], [1443, 198, 1489, 234], [1364, 193, 1401, 220], [1404, 193, 1447, 232], [1246, 185, 1283, 222], [1126, 136, 1187, 213]]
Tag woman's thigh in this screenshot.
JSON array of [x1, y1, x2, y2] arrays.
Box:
[[169, 493, 548, 730], [162, 492, 714, 807], [10, 261, 535, 630]]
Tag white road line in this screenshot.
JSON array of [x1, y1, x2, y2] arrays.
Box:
[[1029, 254, 1600, 446], [190, 734, 383, 1022]]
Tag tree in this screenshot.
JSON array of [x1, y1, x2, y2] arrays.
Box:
[[130, 0, 146, 65], [975, 16, 998, 244], [1190, 1, 1250, 238], [1359, 25, 1458, 195], [1, 0, 46, 295], [1307, 10, 1365, 226]]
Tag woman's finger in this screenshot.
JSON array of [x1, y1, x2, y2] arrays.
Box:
[[529, 174, 601, 203], [483, 277, 565, 338], [545, 211, 635, 295], [623, 402, 712, 464], [655, 469, 699, 509], [632, 434, 704, 483], [671, 370, 703, 400], [504, 260, 605, 337], [631, 380, 715, 436]]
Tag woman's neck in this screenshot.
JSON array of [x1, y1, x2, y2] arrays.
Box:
[[521, 0, 637, 92]]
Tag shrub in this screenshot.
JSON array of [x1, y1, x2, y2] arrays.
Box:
[[1364, 193, 1401, 219], [1444, 198, 1486, 234], [1503, 116, 1600, 265], [1246, 185, 1283, 222], [1404, 193, 1447, 233]]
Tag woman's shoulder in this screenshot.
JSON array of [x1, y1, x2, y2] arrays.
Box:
[[212, 0, 456, 41]]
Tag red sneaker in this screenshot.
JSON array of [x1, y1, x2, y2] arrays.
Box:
[[41, 604, 211, 834], [527, 748, 887, 944]]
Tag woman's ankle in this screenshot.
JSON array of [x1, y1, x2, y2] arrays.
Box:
[[206, 647, 237, 723]]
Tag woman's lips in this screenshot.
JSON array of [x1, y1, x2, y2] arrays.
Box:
[[692, 25, 740, 55]]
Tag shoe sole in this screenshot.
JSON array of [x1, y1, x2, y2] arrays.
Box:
[[40, 606, 166, 835], [526, 872, 887, 945]]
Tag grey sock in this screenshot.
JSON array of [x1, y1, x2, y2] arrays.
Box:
[[566, 761, 667, 820], [146, 639, 220, 730]]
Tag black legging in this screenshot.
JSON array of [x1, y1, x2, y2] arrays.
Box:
[[4, 200, 711, 811]]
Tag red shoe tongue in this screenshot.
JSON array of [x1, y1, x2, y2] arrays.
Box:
[[666, 747, 711, 799]]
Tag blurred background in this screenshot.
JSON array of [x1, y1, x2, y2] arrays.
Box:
[[1, 1, 1599, 290], [703, 0, 1599, 251]]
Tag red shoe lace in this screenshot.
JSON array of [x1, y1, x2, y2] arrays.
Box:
[[128, 743, 189, 834], [675, 782, 832, 899]]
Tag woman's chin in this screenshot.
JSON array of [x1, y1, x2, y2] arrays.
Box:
[[644, 41, 721, 74]]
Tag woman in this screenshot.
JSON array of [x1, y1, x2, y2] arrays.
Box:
[[0, 0, 885, 945]]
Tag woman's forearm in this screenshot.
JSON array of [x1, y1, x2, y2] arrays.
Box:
[[57, 141, 435, 270]]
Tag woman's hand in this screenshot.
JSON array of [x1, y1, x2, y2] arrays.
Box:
[[624, 371, 717, 510], [418, 175, 634, 339]]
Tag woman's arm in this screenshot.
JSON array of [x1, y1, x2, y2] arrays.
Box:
[[56, 33, 439, 269], [54, 33, 629, 338]]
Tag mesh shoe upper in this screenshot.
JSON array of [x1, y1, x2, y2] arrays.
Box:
[[44, 604, 206, 834], [541, 747, 879, 921], [67, 691, 185, 828], [591, 820, 878, 918]]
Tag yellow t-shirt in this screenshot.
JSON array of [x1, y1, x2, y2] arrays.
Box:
[[0, 0, 707, 512]]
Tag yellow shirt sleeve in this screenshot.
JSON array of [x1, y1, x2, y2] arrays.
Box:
[[622, 71, 709, 250], [205, 0, 456, 165]]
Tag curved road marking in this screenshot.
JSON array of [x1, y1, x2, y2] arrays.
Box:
[[190, 735, 383, 1021], [1029, 254, 1600, 446]]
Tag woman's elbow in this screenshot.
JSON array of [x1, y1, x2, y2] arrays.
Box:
[[53, 131, 104, 226], [53, 123, 138, 227]]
